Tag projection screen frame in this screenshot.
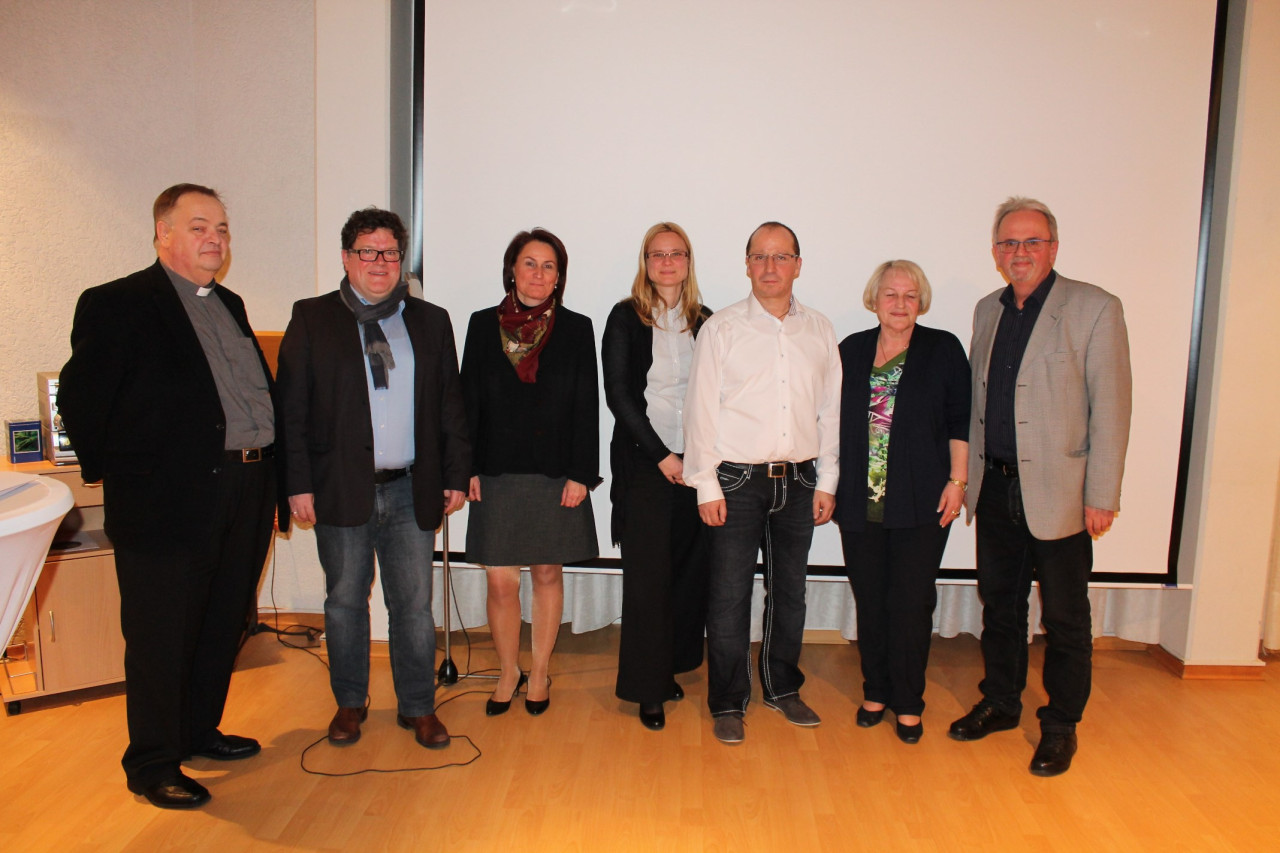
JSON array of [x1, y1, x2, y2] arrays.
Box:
[[389, 0, 1239, 587]]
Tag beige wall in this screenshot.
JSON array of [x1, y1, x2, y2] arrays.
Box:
[[0, 0, 329, 614], [1165, 0, 1280, 665], [263, 0, 396, 618], [0, 0, 317, 424]]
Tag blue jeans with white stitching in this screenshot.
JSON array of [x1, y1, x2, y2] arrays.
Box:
[[705, 460, 816, 716]]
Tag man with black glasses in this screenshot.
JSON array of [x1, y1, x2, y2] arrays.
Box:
[[683, 221, 841, 744], [276, 208, 470, 752], [950, 197, 1132, 776]]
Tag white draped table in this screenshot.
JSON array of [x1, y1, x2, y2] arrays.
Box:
[[0, 471, 74, 646]]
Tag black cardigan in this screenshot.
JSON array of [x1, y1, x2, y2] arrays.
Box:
[[460, 304, 600, 488], [602, 298, 712, 545], [833, 323, 971, 532]]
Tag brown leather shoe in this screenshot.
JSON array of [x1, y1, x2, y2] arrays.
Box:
[[396, 713, 450, 749], [328, 706, 368, 745]]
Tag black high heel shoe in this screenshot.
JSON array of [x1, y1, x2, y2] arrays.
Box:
[[639, 702, 666, 730], [486, 673, 527, 716], [524, 677, 552, 716]]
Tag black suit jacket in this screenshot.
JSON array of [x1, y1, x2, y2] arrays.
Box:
[[460, 304, 599, 487], [275, 290, 471, 532], [57, 261, 282, 547], [833, 323, 971, 532], [601, 298, 711, 544]]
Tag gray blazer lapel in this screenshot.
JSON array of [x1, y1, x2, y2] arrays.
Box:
[[970, 294, 1001, 380]]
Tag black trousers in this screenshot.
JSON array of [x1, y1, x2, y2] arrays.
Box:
[[614, 445, 708, 704], [113, 458, 276, 785], [840, 520, 950, 716], [975, 468, 1093, 732]]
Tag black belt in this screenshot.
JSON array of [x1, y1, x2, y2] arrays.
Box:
[[987, 457, 1019, 478], [223, 444, 274, 463], [373, 467, 409, 485], [741, 459, 814, 479]]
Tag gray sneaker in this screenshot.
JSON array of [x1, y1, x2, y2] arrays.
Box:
[[764, 695, 821, 726], [712, 713, 745, 744]]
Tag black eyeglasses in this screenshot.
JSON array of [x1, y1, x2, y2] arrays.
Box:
[[348, 248, 404, 262]]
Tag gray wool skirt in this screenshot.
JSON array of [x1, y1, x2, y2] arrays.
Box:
[[465, 473, 599, 566]]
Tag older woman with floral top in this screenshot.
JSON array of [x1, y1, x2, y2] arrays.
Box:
[[833, 260, 970, 744]]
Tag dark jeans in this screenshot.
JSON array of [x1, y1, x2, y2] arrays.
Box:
[[841, 520, 949, 716], [705, 460, 816, 716], [975, 469, 1093, 732], [316, 474, 438, 717], [615, 445, 709, 704], [115, 458, 275, 786]]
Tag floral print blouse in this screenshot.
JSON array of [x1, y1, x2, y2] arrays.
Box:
[[867, 349, 907, 523]]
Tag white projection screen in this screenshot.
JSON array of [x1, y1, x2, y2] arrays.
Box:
[[419, 0, 1218, 580]]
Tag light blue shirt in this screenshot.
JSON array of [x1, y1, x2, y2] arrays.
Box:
[[360, 299, 416, 471]]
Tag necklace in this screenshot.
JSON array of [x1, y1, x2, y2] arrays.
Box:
[[876, 333, 910, 366]]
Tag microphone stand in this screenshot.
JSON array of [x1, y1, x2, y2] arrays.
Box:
[[436, 516, 496, 685]]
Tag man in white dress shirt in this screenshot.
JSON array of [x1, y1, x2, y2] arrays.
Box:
[[683, 221, 841, 744]]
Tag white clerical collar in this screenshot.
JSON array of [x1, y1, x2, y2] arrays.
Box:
[[161, 262, 217, 297]]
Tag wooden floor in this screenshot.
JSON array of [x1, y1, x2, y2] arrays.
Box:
[[1, 626, 1277, 852]]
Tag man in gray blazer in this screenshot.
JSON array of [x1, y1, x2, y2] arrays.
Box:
[[948, 197, 1132, 777]]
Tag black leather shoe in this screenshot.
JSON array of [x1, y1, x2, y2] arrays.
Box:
[[670, 682, 684, 701], [948, 703, 1020, 741], [486, 673, 528, 716], [1030, 731, 1077, 777], [639, 702, 665, 730], [524, 677, 551, 716], [127, 773, 211, 809], [896, 720, 923, 744], [856, 706, 885, 728], [192, 732, 261, 760]]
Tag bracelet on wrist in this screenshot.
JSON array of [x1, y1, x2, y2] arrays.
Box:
[[948, 478, 967, 491]]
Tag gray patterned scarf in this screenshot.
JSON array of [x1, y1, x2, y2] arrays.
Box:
[[339, 276, 409, 389]]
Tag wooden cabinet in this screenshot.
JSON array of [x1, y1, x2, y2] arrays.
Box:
[[32, 553, 123, 694], [1, 461, 123, 713]]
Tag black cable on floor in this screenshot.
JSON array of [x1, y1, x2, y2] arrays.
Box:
[[263, 534, 497, 775]]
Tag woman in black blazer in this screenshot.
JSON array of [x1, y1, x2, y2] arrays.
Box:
[[834, 260, 970, 744], [603, 222, 711, 731], [461, 228, 600, 717]]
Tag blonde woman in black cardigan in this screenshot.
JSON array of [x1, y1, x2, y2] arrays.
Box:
[[603, 222, 712, 731]]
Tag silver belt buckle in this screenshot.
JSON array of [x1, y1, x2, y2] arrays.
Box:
[[767, 462, 787, 478]]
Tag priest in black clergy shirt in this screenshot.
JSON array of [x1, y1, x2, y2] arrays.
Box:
[[58, 183, 281, 810]]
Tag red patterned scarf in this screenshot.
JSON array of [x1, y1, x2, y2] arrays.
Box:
[[497, 291, 556, 383]]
